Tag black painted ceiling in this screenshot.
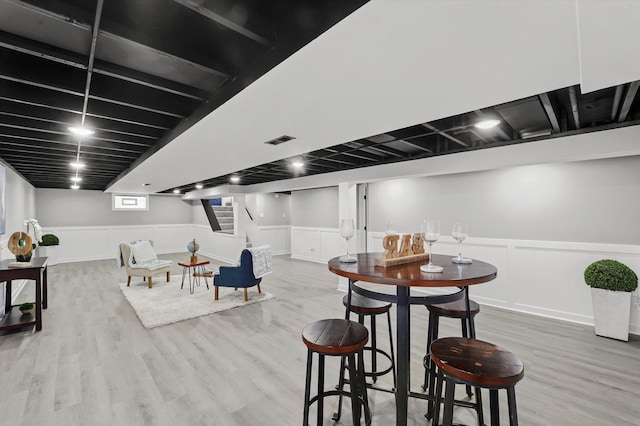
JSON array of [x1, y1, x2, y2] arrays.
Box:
[[0, 0, 368, 190], [1, 1, 639, 194]]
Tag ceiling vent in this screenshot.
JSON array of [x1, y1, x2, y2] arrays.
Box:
[[265, 135, 296, 145]]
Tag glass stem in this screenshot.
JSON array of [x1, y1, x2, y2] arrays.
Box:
[[428, 242, 433, 266], [458, 241, 462, 259]]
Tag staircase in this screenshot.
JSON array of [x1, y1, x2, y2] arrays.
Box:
[[212, 205, 234, 233]]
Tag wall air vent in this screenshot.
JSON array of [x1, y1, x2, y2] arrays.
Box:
[[265, 135, 296, 145]]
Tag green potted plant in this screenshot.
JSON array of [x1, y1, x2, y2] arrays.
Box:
[[19, 302, 35, 315], [584, 259, 638, 341], [38, 233, 60, 265], [39, 234, 59, 246]]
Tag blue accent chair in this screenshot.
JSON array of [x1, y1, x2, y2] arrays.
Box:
[[213, 249, 262, 301]]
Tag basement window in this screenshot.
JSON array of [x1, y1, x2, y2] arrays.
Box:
[[112, 194, 149, 211]]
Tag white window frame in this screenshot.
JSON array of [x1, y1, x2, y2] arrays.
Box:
[[112, 194, 149, 211]]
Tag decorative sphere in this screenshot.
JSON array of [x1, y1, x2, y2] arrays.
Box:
[[187, 239, 199, 255]]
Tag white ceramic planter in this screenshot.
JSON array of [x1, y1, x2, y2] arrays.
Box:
[[591, 287, 632, 341], [38, 245, 59, 266]]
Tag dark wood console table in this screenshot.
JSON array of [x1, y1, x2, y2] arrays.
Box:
[[0, 257, 48, 332]]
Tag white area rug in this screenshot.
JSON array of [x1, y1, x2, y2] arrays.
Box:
[[118, 278, 274, 329]]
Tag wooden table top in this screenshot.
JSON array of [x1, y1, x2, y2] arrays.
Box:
[[328, 253, 497, 288], [178, 260, 210, 268], [0, 257, 49, 271]]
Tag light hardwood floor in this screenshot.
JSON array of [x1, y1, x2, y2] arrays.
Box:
[[1, 254, 639, 425]]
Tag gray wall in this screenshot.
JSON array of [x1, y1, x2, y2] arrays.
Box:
[[2, 163, 36, 240], [253, 193, 291, 226], [191, 199, 209, 226], [291, 186, 339, 228], [1, 162, 36, 315], [36, 189, 192, 227], [367, 156, 640, 244]]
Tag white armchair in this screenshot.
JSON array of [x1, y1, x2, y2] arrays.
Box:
[[119, 240, 172, 288]]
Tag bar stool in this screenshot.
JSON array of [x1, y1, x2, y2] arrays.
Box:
[[430, 337, 525, 426], [423, 298, 481, 421], [302, 318, 371, 426], [423, 299, 480, 391], [343, 293, 397, 386]]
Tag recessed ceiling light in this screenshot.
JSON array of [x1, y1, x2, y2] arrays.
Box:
[[173, 189, 180, 194], [68, 126, 95, 136], [474, 119, 501, 129], [195, 183, 203, 189], [70, 184, 80, 190], [229, 176, 240, 183], [292, 161, 304, 169], [70, 162, 85, 169], [141, 183, 150, 187], [70, 176, 82, 182]]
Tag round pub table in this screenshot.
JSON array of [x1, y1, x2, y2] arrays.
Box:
[[328, 253, 497, 426]]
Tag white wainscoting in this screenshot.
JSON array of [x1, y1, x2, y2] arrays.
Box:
[[253, 225, 290, 255], [39, 224, 194, 263], [290, 226, 353, 263], [368, 232, 640, 335], [13, 224, 284, 266]]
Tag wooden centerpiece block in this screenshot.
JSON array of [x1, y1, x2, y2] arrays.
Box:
[[375, 232, 429, 267], [375, 252, 429, 267]]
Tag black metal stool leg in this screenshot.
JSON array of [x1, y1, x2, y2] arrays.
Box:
[[347, 353, 360, 426], [358, 349, 372, 425], [490, 389, 499, 426], [303, 349, 313, 426], [370, 314, 378, 383], [317, 354, 324, 426], [475, 385, 485, 426], [334, 305, 352, 422], [507, 386, 519, 426], [332, 356, 346, 422], [460, 318, 473, 398], [442, 377, 456, 426], [431, 368, 444, 425], [421, 311, 434, 391], [386, 309, 397, 388], [426, 312, 440, 417]]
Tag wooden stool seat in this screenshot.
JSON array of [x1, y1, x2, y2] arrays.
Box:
[[430, 337, 524, 426], [302, 319, 371, 425], [343, 293, 391, 315], [431, 337, 524, 387], [302, 319, 368, 355], [427, 299, 480, 318]]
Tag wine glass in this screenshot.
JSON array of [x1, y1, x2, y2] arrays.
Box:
[[339, 219, 357, 263], [451, 223, 472, 264], [420, 218, 443, 273]]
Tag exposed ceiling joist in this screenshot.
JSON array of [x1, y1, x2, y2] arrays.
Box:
[[617, 81, 640, 123], [172, 0, 274, 48], [357, 140, 406, 158], [610, 84, 624, 121], [421, 123, 468, 147], [538, 92, 561, 133], [81, 0, 103, 125], [568, 85, 581, 129], [0, 29, 207, 100]]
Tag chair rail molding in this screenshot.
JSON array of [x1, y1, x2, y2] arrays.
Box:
[[367, 232, 640, 335]]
